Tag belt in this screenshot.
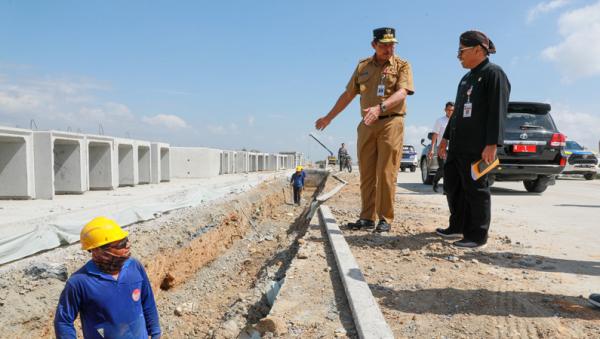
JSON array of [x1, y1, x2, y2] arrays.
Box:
[[378, 113, 402, 120]]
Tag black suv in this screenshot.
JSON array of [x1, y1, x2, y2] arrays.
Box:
[[420, 102, 567, 193]]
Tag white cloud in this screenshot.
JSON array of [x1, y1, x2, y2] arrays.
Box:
[[541, 1, 600, 81], [551, 104, 600, 151], [142, 114, 188, 130], [207, 124, 226, 135], [247, 115, 255, 127], [404, 124, 431, 150], [81, 102, 134, 123], [527, 0, 572, 23]]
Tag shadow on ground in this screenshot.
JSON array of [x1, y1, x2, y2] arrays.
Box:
[[396, 182, 540, 196], [428, 251, 600, 277], [344, 231, 449, 252], [370, 285, 600, 320]]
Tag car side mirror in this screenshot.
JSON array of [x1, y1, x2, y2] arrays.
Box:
[[420, 138, 425, 146]]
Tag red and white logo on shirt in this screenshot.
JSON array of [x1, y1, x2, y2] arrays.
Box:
[[132, 288, 141, 302]]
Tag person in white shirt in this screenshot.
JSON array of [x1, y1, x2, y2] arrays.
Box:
[[428, 101, 454, 192]]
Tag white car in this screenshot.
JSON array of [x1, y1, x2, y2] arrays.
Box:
[[400, 145, 418, 172]]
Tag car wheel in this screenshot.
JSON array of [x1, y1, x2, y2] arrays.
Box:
[[421, 158, 433, 185], [410, 166, 416, 172], [584, 173, 595, 180], [523, 179, 548, 193], [401, 167, 406, 172]]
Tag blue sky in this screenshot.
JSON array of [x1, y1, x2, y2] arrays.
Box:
[[1, 0, 599, 161]]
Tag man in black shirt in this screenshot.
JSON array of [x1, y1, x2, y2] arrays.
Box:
[[438, 30, 510, 248]]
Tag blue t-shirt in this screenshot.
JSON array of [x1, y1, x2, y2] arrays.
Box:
[[54, 258, 161, 339], [290, 170, 306, 187]]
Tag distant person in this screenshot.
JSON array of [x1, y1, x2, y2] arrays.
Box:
[[315, 27, 415, 233], [338, 143, 349, 171], [438, 30, 510, 248], [290, 165, 306, 205], [428, 101, 454, 193], [54, 217, 161, 339]]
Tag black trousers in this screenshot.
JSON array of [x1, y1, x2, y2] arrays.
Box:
[[433, 155, 445, 185], [444, 152, 491, 243], [293, 186, 303, 204]]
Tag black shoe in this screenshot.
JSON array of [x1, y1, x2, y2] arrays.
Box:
[[374, 220, 391, 233], [453, 238, 487, 249], [590, 294, 600, 308], [348, 219, 374, 230], [435, 227, 462, 238], [432, 182, 439, 193]]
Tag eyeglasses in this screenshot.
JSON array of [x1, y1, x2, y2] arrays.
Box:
[[457, 46, 476, 56], [102, 237, 129, 249]]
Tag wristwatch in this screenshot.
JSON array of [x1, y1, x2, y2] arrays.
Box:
[[379, 102, 387, 113]]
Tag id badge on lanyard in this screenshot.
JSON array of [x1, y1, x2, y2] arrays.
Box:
[[377, 73, 385, 97], [463, 85, 473, 118]]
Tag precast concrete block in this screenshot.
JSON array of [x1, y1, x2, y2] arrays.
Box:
[[0, 127, 35, 199], [268, 154, 277, 171], [33, 131, 86, 199], [136, 141, 151, 184], [86, 135, 117, 190], [115, 138, 135, 187], [220, 151, 235, 174], [235, 151, 249, 173], [151, 142, 170, 183], [170, 147, 221, 178]]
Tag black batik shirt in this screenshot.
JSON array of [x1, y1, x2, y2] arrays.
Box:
[[443, 58, 511, 155]]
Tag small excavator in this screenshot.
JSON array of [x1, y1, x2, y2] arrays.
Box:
[[309, 133, 342, 167]]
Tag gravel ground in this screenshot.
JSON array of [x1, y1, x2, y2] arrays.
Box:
[[325, 170, 600, 339]]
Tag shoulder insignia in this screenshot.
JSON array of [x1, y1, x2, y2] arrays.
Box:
[[358, 56, 372, 64]]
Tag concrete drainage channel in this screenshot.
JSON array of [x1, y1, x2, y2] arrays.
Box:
[[0, 169, 392, 338]]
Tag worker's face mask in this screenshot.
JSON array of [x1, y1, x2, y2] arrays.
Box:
[[91, 238, 131, 275]]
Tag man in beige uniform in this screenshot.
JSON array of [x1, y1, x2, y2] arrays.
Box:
[[315, 27, 415, 232]]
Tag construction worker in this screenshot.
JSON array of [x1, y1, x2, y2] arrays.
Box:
[[290, 165, 306, 205], [338, 143, 349, 171], [54, 216, 161, 339], [315, 27, 415, 232]]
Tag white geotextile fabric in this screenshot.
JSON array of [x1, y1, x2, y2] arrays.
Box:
[[0, 176, 274, 265]]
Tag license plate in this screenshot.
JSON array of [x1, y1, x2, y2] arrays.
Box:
[[513, 145, 536, 153]]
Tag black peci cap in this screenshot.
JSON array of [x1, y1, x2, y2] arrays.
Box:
[[373, 27, 398, 43], [460, 30, 496, 54]]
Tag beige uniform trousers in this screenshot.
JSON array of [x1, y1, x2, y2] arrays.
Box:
[[357, 116, 404, 223]]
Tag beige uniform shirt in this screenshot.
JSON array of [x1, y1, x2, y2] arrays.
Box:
[[346, 55, 415, 117]]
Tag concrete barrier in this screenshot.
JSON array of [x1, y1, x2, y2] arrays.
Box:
[[0, 127, 35, 199], [87, 135, 117, 190], [136, 141, 151, 184], [170, 147, 221, 178], [151, 142, 170, 183], [33, 131, 86, 199]]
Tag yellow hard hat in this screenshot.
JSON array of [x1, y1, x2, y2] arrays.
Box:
[[80, 216, 129, 250], [296, 165, 303, 171]]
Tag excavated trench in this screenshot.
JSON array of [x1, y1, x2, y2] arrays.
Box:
[[0, 170, 332, 339], [149, 170, 331, 338]]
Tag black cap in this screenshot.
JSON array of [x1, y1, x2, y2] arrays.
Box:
[[460, 30, 496, 54], [373, 27, 397, 43]]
